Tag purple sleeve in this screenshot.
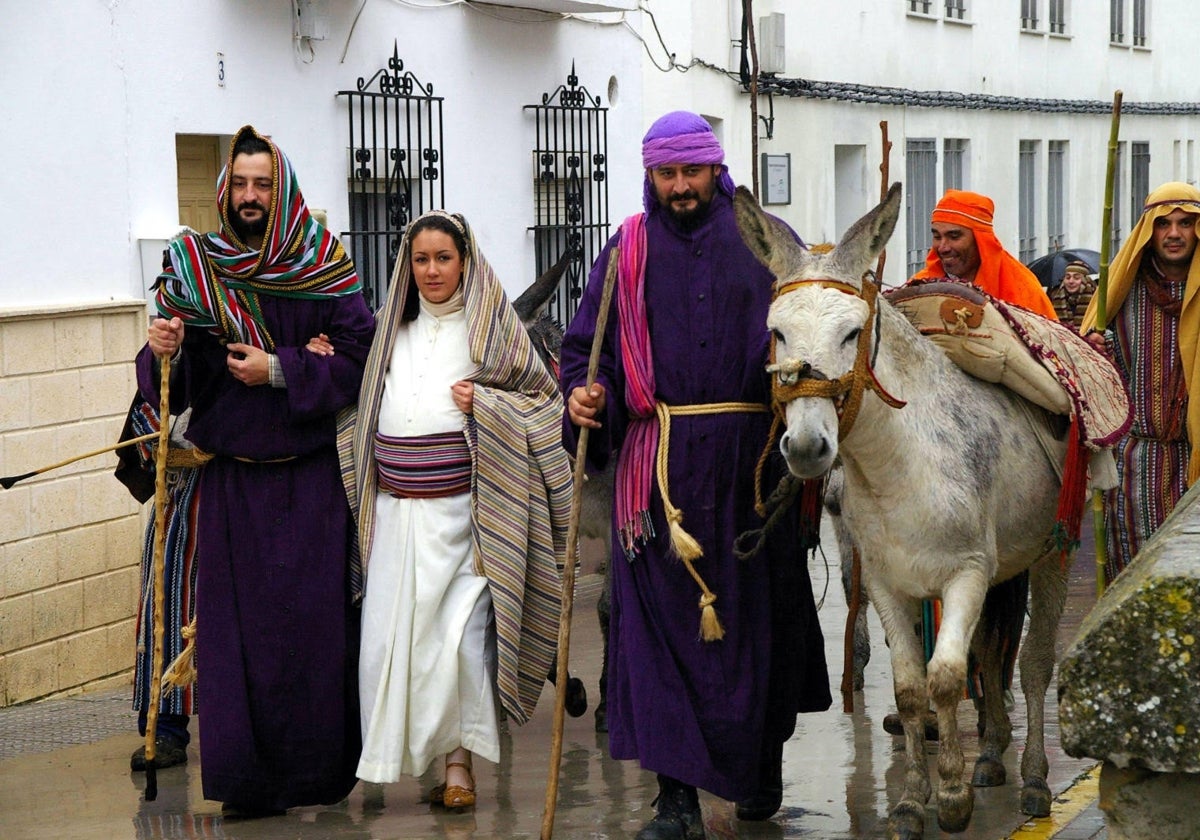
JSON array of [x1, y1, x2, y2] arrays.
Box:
[[560, 237, 625, 472], [275, 293, 376, 420]]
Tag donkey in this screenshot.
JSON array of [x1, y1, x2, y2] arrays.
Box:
[[734, 182, 1070, 838]]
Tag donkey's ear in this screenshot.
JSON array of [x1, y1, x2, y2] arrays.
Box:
[[734, 186, 807, 279], [828, 181, 902, 281]]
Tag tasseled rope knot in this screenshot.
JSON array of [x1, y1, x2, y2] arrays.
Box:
[[161, 618, 197, 691], [653, 401, 768, 641]]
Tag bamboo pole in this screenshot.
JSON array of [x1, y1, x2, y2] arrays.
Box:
[[745, 0, 760, 201], [0, 432, 159, 489], [540, 248, 620, 840], [1093, 90, 1123, 599], [143, 354, 171, 801]]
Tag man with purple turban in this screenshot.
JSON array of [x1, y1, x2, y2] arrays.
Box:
[[561, 111, 831, 838]]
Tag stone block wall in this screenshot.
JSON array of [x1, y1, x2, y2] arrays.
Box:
[[0, 302, 147, 706]]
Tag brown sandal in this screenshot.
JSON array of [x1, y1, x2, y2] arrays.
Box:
[[442, 760, 476, 809]]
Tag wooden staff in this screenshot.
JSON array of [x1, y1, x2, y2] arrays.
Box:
[[1093, 90, 1123, 599], [1, 433, 158, 489], [143, 353, 172, 800], [540, 247, 620, 840]]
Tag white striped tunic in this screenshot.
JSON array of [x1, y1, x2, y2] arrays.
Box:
[[356, 302, 500, 783]]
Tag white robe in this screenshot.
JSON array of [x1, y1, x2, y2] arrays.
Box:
[[356, 303, 500, 783]]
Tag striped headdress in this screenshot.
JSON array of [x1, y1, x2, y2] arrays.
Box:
[[154, 125, 361, 350], [338, 210, 572, 723]]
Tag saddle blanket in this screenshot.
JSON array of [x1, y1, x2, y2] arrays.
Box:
[[887, 280, 1132, 451]]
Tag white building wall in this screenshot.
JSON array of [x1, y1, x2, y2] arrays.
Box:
[[636, 0, 1200, 287], [0, 0, 644, 705]]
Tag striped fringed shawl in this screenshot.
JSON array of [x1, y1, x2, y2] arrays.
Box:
[[338, 212, 572, 724], [155, 125, 361, 350]]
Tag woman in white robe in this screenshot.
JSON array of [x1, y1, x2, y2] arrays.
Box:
[[337, 210, 573, 811]]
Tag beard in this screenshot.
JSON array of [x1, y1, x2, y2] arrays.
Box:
[[229, 203, 268, 242], [662, 191, 714, 231]]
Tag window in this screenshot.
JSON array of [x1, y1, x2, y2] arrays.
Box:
[[906, 139, 938, 278], [1110, 0, 1125, 43], [1022, 0, 1039, 30], [945, 0, 967, 21], [1048, 0, 1066, 34], [1018, 140, 1039, 263], [944, 138, 968, 190], [908, 0, 933, 14], [1132, 0, 1147, 46], [1048, 141, 1067, 252], [1131, 142, 1151, 229]]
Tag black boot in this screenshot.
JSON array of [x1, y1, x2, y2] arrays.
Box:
[[635, 774, 704, 840], [735, 739, 783, 821]]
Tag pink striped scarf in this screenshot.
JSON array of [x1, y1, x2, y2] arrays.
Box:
[[614, 213, 659, 557]]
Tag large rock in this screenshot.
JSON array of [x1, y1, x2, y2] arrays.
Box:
[[1059, 481, 1200, 773]]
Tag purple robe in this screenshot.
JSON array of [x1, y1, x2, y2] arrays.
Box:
[[138, 292, 374, 809], [560, 191, 830, 800]]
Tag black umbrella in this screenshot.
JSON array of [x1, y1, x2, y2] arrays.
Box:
[[1025, 248, 1100, 289]]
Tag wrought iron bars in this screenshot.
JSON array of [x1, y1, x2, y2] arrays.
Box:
[[338, 42, 445, 310], [524, 64, 610, 328]]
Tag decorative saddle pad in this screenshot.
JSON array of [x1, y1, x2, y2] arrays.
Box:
[[887, 280, 1132, 450]]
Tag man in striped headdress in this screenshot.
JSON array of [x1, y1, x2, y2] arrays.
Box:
[[1082, 181, 1200, 583], [140, 126, 374, 815], [563, 111, 830, 838]]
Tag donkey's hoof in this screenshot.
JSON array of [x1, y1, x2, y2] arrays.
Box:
[[886, 801, 925, 840], [971, 753, 1006, 788], [937, 783, 974, 833], [1020, 777, 1052, 818]]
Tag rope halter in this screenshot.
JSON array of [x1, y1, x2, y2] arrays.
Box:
[[767, 275, 906, 442]]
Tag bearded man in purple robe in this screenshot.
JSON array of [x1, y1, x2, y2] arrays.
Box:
[[562, 111, 831, 839], [139, 126, 373, 816]]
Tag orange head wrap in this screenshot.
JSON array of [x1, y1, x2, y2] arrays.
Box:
[[912, 189, 1057, 319]]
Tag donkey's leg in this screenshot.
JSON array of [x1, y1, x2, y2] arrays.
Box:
[[1018, 553, 1067, 817], [928, 570, 990, 833], [870, 585, 930, 840], [971, 576, 1024, 787]]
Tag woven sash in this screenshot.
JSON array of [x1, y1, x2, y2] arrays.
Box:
[[374, 431, 471, 499]]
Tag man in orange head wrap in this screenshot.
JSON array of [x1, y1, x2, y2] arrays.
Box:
[[913, 189, 1058, 319], [1080, 181, 1200, 583], [883, 189, 1054, 740]]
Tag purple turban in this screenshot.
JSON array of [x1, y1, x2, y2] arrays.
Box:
[[641, 110, 737, 212]]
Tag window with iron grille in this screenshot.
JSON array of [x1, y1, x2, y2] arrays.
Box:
[[1131, 142, 1151, 229], [524, 67, 610, 328], [906, 139, 937, 278], [944, 138, 968, 190], [945, 0, 967, 21], [1048, 141, 1067, 252], [908, 0, 933, 15], [1021, 0, 1039, 30], [1111, 0, 1125, 43], [1048, 0, 1066, 34], [337, 42, 445, 311], [1019, 140, 1039, 263], [1132, 0, 1147, 46]]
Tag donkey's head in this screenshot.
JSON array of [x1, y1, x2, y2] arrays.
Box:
[[734, 182, 902, 477]]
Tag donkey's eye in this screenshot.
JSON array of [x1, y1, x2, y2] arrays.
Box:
[[771, 328, 786, 343], [843, 328, 862, 346]]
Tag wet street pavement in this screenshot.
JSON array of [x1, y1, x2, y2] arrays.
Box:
[[0, 519, 1109, 839]]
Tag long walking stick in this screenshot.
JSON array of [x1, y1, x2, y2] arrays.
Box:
[[540, 249, 620, 840], [143, 353, 172, 800], [1093, 90, 1123, 599], [1, 432, 158, 489]]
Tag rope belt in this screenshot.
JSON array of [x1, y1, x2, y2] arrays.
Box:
[[231, 454, 299, 464], [653, 400, 768, 642]]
